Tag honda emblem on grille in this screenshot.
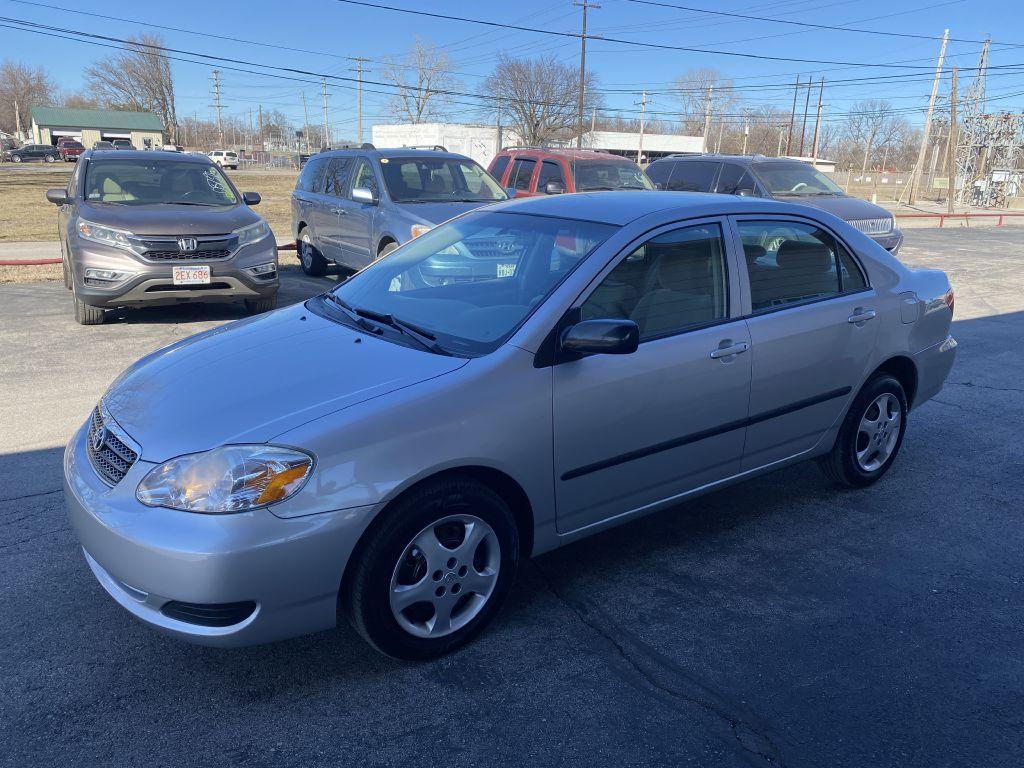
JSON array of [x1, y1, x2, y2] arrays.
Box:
[[177, 237, 198, 253], [91, 426, 107, 452]]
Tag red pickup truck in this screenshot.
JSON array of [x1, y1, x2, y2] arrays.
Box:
[[57, 138, 85, 162]]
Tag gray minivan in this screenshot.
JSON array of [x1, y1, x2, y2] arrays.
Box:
[[645, 154, 904, 254], [291, 146, 508, 280]]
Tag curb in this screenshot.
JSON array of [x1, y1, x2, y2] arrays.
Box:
[[0, 258, 62, 266]]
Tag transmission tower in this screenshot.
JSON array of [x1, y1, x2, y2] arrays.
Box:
[[953, 42, 1002, 205]]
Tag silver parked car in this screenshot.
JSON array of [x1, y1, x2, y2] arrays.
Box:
[[47, 150, 278, 324], [64, 192, 956, 658]]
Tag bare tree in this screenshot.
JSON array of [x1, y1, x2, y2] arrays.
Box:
[[483, 53, 601, 145], [382, 39, 459, 124], [674, 68, 736, 136], [841, 100, 912, 172], [0, 60, 57, 135], [84, 34, 178, 140], [60, 92, 102, 110]]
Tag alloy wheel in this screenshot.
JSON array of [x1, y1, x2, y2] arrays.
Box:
[[300, 234, 313, 269], [855, 392, 902, 472]]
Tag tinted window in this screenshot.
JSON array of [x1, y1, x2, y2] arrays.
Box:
[[665, 161, 719, 192], [380, 157, 506, 202], [571, 159, 653, 191], [751, 162, 844, 196], [715, 163, 757, 195], [490, 155, 511, 183], [323, 157, 353, 197], [583, 223, 728, 340], [738, 220, 842, 311], [296, 157, 327, 192], [537, 160, 566, 192], [644, 161, 673, 188], [509, 157, 536, 191]]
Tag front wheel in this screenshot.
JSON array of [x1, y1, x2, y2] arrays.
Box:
[[244, 295, 277, 314], [343, 477, 520, 659], [74, 296, 105, 325], [11, 155, 21, 163], [297, 229, 328, 277], [44, 154, 56, 163], [817, 373, 908, 487]]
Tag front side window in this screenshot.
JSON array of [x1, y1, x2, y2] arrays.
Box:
[[314, 211, 616, 356], [715, 164, 758, 196], [738, 220, 867, 311], [751, 162, 844, 197], [537, 160, 566, 192], [83, 160, 239, 206], [380, 157, 506, 202], [665, 160, 719, 192], [489, 154, 511, 183], [570, 160, 654, 191], [582, 223, 728, 340], [351, 159, 378, 197]]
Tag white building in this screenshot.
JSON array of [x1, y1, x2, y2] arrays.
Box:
[[577, 131, 704, 162], [371, 123, 522, 167]]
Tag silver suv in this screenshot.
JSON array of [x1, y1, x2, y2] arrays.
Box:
[[47, 150, 278, 325]]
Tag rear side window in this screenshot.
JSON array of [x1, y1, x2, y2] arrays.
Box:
[[490, 155, 511, 183], [509, 157, 536, 191], [666, 161, 720, 192], [323, 157, 353, 197], [296, 158, 326, 192], [537, 160, 566, 192], [645, 161, 673, 188]]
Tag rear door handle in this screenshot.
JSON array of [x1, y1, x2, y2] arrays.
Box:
[[709, 341, 750, 359], [848, 308, 877, 324]]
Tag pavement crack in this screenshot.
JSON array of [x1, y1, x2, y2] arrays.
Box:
[[948, 381, 1024, 394], [0, 488, 63, 505], [532, 561, 786, 766]]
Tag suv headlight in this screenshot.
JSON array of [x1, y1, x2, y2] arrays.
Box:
[[235, 220, 270, 246], [136, 445, 313, 514], [77, 219, 133, 251]]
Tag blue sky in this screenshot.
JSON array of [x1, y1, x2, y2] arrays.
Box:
[[1, 0, 1019, 136]]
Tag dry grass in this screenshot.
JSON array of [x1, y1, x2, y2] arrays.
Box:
[[0, 166, 298, 243]]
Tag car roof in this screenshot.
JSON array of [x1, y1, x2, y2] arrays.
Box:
[[84, 149, 214, 164], [317, 147, 472, 162], [652, 154, 808, 167], [492, 190, 810, 226], [499, 147, 628, 162]]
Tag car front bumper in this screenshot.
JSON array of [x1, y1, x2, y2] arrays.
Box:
[[871, 229, 904, 254], [63, 418, 375, 647]]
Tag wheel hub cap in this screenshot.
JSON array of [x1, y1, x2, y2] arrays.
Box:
[[855, 392, 901, 472]]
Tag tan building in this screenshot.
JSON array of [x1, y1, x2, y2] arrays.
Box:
[[30, 107, 164, 150]]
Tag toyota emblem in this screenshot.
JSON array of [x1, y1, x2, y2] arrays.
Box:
[[177, 237, 198, 253], [91, 426, 106, 452]]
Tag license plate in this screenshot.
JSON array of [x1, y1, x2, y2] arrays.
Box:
[[496, 263, 516, 278], [172, 265, 211, 285]]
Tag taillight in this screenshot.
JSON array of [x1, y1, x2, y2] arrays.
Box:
[[944, 287, 954, 317]]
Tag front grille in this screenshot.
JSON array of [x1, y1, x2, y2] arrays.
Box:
[[160, 600, 257, 627], [145, 282, 232, 292], [144, 248, 232, 261], [86, 406, 138, 486], [849, 217, 894, 236], [132, 236, 238, 263]]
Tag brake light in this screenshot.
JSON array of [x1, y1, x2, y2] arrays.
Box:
[[944, 287, 954, 317]]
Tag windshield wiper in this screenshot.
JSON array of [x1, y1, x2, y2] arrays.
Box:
[[321, 293, 380, 333], [171, 201, 222, 206], [349, 306, 451, 355]]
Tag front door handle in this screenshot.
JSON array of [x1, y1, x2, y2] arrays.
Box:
[[330, 207, 346, 215], [709, 341, 750, 360], [848, 308, 877, 325]]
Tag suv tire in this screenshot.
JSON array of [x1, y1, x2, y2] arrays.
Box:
[[298, 228, 328, 277], [44, 154, 56, 163], [245, 295, 278, 315], [11, 155, 21, 163], [74, 297, 105, 325]]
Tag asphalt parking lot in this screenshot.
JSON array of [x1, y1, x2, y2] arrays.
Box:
[[2, 228, 1022, 767]]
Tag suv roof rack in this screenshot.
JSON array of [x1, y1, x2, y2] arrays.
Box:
[[501, 145, 605, 153], [322, 142, 376, 151], [400, 144, 448, 151]]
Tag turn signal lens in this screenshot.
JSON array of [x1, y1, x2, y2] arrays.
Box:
[[944, 288, 954, 316], [410, 224, 432, 239]]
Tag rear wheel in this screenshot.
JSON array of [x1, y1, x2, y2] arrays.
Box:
[[817, 373, 908, 488], [74, 296, 105, 325], [343, 476, 520, 659], [297, 228, 328, 277], [44, 154, 56, 163], [244, 295, 278, 314]]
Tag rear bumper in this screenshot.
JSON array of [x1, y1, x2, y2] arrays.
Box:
[[912, 334, 957, 408]]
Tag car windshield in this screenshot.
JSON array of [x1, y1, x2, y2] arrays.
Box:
[[380, 157, 506, 203], [310, 210, 616, 356], [64, 142, 84, 149], [752, 162, 844, 196], [83, 159, 239, 206], [570, 160, 654, 191]]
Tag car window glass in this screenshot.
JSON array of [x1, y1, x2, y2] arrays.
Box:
[[537, 161, 566, 191], [351, 159, 378, 197], [582, 223, 728, 341], [380, 157, 506, 202], [738, 220, 842, 311], [715, 164, 757, 196], [509, 157, 536, 191], [67, 159, 82, 196], [296, 158, 325, 192], [644, 161, 672, 188], [666, 161, 720, 192], [838, 247, 867, 291], [323, 157, 353, 197], [751, 162, 844, 196], [571, 159, 653, 191], [490, 155, 511, 183]]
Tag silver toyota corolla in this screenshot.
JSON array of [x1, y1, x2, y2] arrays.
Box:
[[64, 192, 957, 659]]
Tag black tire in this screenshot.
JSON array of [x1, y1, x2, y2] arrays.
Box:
[[11, 155, 21, 163], [297, 228, 328, 277], [816, 373, 908, 488], [244, 295, 278, 314], [44, 154, 56, 163], [343, 476, 520, 660], [62, 257, 71, 289], [74, 296, 105, 325]]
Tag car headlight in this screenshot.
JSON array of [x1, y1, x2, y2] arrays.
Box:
[[410, 224, 432, 239], [136, 445, 313, 514], [77, 219, 133, 251], [235, 220, 270, 246]]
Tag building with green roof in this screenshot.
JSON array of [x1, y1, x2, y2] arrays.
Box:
[[30, 107, 164, 150]]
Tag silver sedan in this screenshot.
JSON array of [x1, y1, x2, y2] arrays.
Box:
[[64, 192, 957, 659]]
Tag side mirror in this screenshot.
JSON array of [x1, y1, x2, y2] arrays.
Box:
[[545, 181, 566, 195], [561, 319, 639, 356], [242, 191, 261, 206], [505, 186, 518, 199], [351, 187, 377, 205], [735, 188, 753, 197], [45, 188, 69, 206]]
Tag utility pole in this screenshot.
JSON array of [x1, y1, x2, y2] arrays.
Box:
[[909, 28, 950, 204], [321, 77, 330, 150], [636, 90, 647, 164], [741, 109, 750, 155], [211, 69, 224, 147], [947, 68, 958, 214], [349, 57, 371, 144], [301, 91, 311, 154], [257, 104, 265, 153], [799, 77, 812, 156], [811, 77, 825, 159], [574, 1, 600, 149], [702, 85, 714, 153], [777, 125, 785, 156], [786, 75, 800, 155], [14, 98, 21, 138], [495, 97, 503, 152]]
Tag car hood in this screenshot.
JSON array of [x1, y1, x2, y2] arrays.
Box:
[[78, 202, 260, 235], [774, 194, 893, 223], [397, 200, 499, 227], [102, 302, 469, 461]]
